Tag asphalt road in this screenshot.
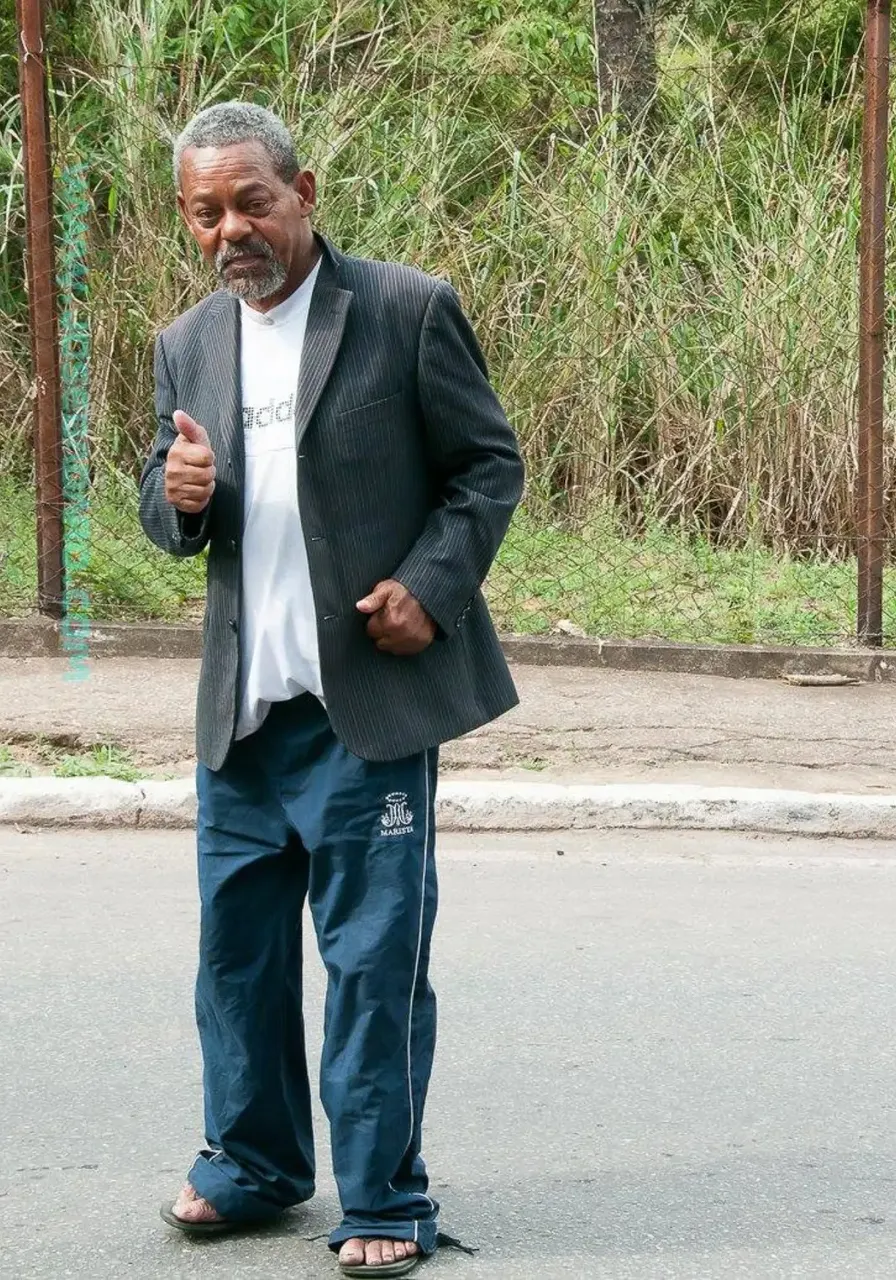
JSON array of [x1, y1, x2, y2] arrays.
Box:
[[3, 828, 896, 1279]]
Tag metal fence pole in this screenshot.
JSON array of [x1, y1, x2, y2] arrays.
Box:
[[858, 0, 891, 646], [17, 0, 64, 618]]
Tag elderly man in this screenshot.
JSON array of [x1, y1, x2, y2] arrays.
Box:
[[139, 102, 523, 1275]]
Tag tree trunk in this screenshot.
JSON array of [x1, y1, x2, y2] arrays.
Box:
[[593, 0, 656, 121]]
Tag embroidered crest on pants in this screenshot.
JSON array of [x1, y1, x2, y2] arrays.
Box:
[[380, 791, 415, 837]]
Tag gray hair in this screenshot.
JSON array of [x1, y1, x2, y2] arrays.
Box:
[[173, 102, 299, 187]]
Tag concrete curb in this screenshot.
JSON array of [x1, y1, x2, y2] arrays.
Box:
[[3, 778, 896, 839], [0, 777, 142, 827], [3, 617, 895, 683]]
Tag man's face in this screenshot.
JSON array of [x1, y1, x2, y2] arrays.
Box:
[[177, 141, 316, 302]]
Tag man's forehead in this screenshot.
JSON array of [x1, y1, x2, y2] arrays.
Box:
[[180, 141, 279, 189]]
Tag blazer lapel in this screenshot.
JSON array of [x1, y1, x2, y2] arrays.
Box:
[[201, 292, 244, 526], [296, 248, 352, 447]]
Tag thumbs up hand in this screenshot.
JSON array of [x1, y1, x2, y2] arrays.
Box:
[[165, 410, 217, 513]]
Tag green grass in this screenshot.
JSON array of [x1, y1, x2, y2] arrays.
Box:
[[0, 745, 32, 777], [489, 512, 869, 647], [0, 481, 37, 619], [72, 472, 208, 623], [0, 474, 206, 622], [0, 476, 885, 647], [0, 739, 146, 780], [53, 743, 143, 781]]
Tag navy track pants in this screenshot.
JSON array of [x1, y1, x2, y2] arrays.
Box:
[[188, 694, 440, 1254]]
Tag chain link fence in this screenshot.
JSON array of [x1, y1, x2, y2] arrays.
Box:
[[4, 4, 894, 647]]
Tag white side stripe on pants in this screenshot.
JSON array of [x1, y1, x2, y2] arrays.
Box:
[[390, 749, 436, 1235]]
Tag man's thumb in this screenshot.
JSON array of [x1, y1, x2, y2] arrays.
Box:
[[356, 582, 393, 614], [173, 410, 209, 446]]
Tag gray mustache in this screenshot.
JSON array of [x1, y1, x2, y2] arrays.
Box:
[[217, 239, 274, 268]]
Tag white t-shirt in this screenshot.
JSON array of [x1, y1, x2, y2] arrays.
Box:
[[234, 259, 323, 740]]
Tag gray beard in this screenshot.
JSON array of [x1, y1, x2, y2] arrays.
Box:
[[218, 256, 288, 302]]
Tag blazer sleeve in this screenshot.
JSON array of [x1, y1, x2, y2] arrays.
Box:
[[394, 281, 525, 636], [138, 330, 212, 558]]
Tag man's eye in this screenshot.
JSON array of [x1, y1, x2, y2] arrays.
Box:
[[195, 210, 218, 224], [245, 201, 270, 214]]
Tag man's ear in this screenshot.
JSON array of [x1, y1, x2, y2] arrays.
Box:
[[176, 191, 190, 229], [293, 170, 317, 217]]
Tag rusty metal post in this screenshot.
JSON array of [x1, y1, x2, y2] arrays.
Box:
[[858, 0, 891, 646], [17, 0, 64, 618]]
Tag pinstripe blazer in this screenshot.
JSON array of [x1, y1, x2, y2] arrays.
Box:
[[139, 236, 524, 770]]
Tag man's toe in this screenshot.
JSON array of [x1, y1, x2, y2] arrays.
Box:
[[338, 1235, 422, 1270], [339, 1238, 367, 1266], [172, 1183, 196, 1217], [365, 1240, 384, 1266]]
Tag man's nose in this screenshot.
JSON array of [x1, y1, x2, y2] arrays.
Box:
[[218, 208, 254, 242]]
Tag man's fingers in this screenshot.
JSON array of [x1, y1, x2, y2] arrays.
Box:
[[357, 592, 392, 615], [165, 458, 216, 511], [376, 635, 423, 656], [357, 582, 395, 614], [174, 495, 212, 513], [170, 441, 215, 469], [172, 409, 211, 447], [174, 481, 215, 500], [174, 461, 216, 482], [165, 471, 215, 493], [365, 611, 388, 641]]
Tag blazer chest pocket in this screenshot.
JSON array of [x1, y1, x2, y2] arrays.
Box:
[[336, 388, 405, 423], [333, 389, 408, 462]]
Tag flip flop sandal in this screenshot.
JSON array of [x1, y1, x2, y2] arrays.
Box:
[[339, 1256, 420, 1278], [160, 1202, 245, 1236], [338, 1232, 477, 1277]]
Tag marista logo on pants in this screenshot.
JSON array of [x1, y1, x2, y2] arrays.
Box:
[[380, 792, 415, 837]]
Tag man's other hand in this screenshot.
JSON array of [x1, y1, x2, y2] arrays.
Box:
[[165, 411, 217, 514], [357, 580, 437, 655]]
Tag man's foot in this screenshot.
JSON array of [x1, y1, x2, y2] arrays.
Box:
[[160, 1181, 237, 1235], [171, 1182, 224, 1224], [338, 1237, 420, 1271]]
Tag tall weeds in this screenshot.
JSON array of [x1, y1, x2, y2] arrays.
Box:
[[0, 1, 881, 556]]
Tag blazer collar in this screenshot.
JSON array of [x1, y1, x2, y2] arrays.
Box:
[[295, 234, 353, 445]]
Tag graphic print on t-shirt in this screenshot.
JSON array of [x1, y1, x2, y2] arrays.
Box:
[[243, 392, 296, 432]]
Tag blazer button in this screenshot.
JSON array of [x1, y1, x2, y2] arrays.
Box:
[[229, 618, 238, 632]]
